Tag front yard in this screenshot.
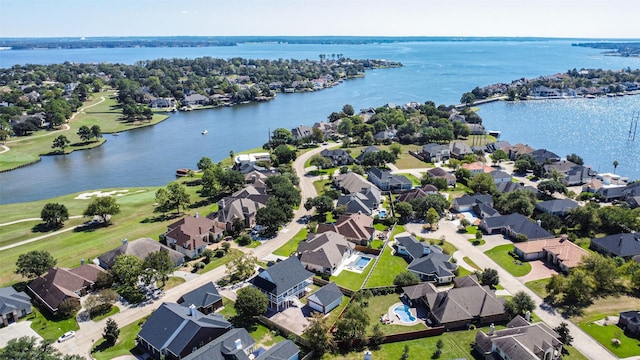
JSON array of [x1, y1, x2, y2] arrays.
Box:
[[484, 244, 532, 277], [273, 228, 307, 257], [23, 305, 79, 343]]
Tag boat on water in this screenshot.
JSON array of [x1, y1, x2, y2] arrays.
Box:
[[112, 132, 119, 136], [176, 168, 190, 177], [201, 129, 208, 135]]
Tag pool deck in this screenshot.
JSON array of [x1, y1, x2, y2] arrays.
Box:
[[382, 302, 421, 326], [332, 252, 375, 276]]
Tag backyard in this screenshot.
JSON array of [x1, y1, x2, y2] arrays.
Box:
[[484, 244, 532, 277]]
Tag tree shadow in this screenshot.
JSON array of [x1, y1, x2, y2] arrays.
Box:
[[91, 339, 115, 354], [141, 213, 181, 224], [31, 223, 59, 233], [190, 198, 215, 209]]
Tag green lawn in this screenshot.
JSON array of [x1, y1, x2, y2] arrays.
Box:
[[579, 319, 640, 358], [462, 256, 482, 271], [323, 296, 351, 328], [273, 228, 307, 257], [373, 223, 388, 231], [525, 278, 551, 299], [366, 243, 408, 287], [23, 305, 79, 343], [329, 259, 374, 291], [198, 248, 243, 273], [91, 306, 120, 322], [91, 316, 148, 360], [363, 294, 427, 336], [484, 244, 531, 277], [313, 179, 331, 196]]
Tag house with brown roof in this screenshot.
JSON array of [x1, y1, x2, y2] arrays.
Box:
[[164, 214, 218, 259], [462, 161, 495, 175], [316, 213, 375, 246], [425, 167, 456, 186], [27, 264, 106, 314], [513, 236, 589, 273], [212, 197, 265, 233], [98, 238, 185, 269], [297, 231, 354, 275], [395, 186, 438, 203], [474, 315, 563, 360], [508, 143, 535, 161]]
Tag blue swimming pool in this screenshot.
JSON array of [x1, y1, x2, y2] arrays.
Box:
[[354, 256, 372, 270], [379, 210, 387, 218], [394, 305, 416, 323]]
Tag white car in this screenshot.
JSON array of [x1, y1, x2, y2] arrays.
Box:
[[58, 331, 75, 342]]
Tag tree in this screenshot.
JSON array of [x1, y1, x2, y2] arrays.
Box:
[[494, 189, 536, 217], [394, 271, 420, 287], [77, 125, 92, 142], [566, 153, 584, 166], [460, 92, 476, 107], [468, 173, 497, 194], [389, 143, 402, 157], [426, 207, 440, 229], [40, 202, 69, 228], [142, 250, 175, 286], [334, 303, 369, 347], [155, 182, 191, 214], [273, 144, 297, 164], [83, 196, 120, 224], [309, 154, 332, 171], [304, 312, 335, 355], [490, 149, 508, 164], [1, 336, 85, 360], [394, 201, 414, 222], [197, 156, 214, 171], [225, 253, 258, 282], [554, 322, 573, 346], [479, 268, 499, 288], [217, 170, 245, 193], [613, 159, 619, 174], [235, 286, 267, 319], [91, 125, 102, 139], [537, 179, 567, 197], [455, 167, 471, 185], [200, 168, 221, 198], [58, 298, 81, 319], [342, 104, 355, 116], [563, 268, 596, 306], [304, 195, 334, 216], [103, 318, 120, 345], [51, 134, 70, 152], [271, 128, 292, 146], [84, 289, 118, 318], [15, 250, 56, 278], [581, 253, 620, 294], [256, 202, 289, 237], [112, 254, 143, 286], [504, 291, 535, 319]]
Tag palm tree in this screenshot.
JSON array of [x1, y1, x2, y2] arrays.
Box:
[[613, 160, 619, 174]]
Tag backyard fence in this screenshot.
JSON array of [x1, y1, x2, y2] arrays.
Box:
[[312, 277, 354, 297], [354, 245, 382, 256]]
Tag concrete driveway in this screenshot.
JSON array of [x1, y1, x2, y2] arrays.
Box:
[[517, 260, 559, 283], [0, 321, 43, 348]]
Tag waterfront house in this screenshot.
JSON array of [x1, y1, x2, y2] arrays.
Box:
[[297, 231, 354, 275], [0, 287, 32, 326], [531, 148, 561, 165], [422, 143, 451, 163], [249, 257, 314, 312], [291, 125, 312, 139], [395, 235, 457, 284], [508, 143, 535, 161], [98, 238, 185, 269], [307, 282, 343, 315], [475, 315, 563, 360], [27, 264, 106, 315], [182, 94, 210, 106], [177, 282, 223, 315], [137, 302, 232, 360]]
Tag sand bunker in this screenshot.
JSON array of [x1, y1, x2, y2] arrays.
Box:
[[75, 190, 130, 200]]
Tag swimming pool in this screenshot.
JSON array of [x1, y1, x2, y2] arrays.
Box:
[[379, 210, 387, 218], [393, 305, 416, 323], [354, 256, 372, 270]]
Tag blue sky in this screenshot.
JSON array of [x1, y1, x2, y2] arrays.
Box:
[[1, 0, 639, 38]]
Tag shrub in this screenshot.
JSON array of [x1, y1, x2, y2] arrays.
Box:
[[215, 249, 225, 258], [117, 285, 146, 304], [236, 233, 252, 246], [89, 303, 112, 319]]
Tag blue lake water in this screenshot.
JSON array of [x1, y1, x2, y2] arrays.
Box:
[[1, 40, 639, 204]]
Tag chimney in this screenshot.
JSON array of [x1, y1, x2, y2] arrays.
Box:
[[221, 199, 226, 209], [536, 219, 542, 227], [122, 238, 128, 245], [234, 338, 242, 350], [189, 304, 197, 317], [364, 351, 372, 360], [489, 323, 495, 335], [620, 236, 624, 246], [525, 310, 531, 322]]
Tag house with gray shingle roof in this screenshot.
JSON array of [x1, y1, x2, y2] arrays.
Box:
[[367, 167, 412, 192], [297, 231, 354, 275], [137, 302, 232, 360], [449, 141, 473, 159], [333, 172, 381, 205], [535, 199, 579, 217], [178, 282, 222, 315], [0, 287, 32, 326], [395, 235, 457, 284], [480, 213, 554, 241], [451, 194, 493, 213], [336, 193, 373, 215], [320, 149, 355, 167], [426, 167, 456, 186], [307, 282, 343, 314], [475, 315, 563, 360], [618, 310, 640, 336], [356, 146, 380, 163], [590, 233, 640, 260], [98, 238, 185, 269], [249, 257, 314, 312]]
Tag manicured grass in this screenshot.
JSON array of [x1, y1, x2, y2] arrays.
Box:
[[219, 146, 265, 168], [373, 223, 388, 231], [366, 243, 409, 287], [198, 249, 243, 273], [0, 217, 88, 249], [484, 244, 531, 277], [91, 315, 148, 360], [465, 225, 478, 234], [457, 266, 473, 277], [91, 306, 120, 322], [323, 295, 351, 328], [23, 305, 79, 343], [525, 278, 551, 299], [579, 318, 640, 358], [161, 276, 186, 290], [313, 179, 331, 195], [329, 259, 374, 291], [250, 323, 287, 348], [462, 256, 482, 271], [217, 297, 237, 318], [396, 173, 421, 186], [362, 294, 426, 336], [369, 239, 384, 249], [273, 228, 307, 257]]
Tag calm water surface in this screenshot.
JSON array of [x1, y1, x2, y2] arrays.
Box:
[[1, 40, 639, 204]]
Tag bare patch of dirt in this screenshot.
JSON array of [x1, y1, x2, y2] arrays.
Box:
[[572, 295, 640, 323]]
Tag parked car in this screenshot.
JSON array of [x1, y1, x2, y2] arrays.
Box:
[[58, 331, 75, 342]]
